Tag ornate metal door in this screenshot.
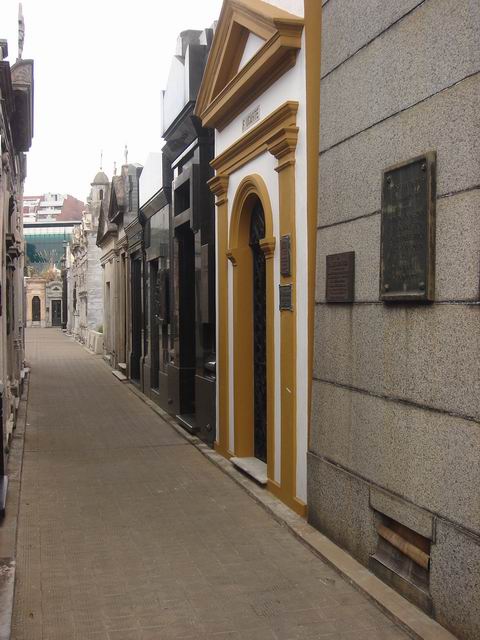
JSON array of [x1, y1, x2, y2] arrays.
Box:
[[250, 200, 267, 463]]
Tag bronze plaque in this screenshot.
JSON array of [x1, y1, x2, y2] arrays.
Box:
[[380, 152, 436, 301], [279, 284, 292, 311], [280, 235, 291, 277], [326, 251, 355, 303]]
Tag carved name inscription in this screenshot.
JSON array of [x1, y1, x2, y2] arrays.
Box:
[[242, 105, 260, 132], [326, 252, 355, 303], [380, 152, 436, 301]]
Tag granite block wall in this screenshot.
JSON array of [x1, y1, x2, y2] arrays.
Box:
[[86, 234, 104, 330], [309, 2, 480, 638]]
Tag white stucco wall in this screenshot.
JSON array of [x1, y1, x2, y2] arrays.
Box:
[[264, 0, 304, 17]]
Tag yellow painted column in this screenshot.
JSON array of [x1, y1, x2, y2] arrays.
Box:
[[267, 126, 306, 516], [305, 0, 322, 447], [259, 237, 276, 484], [208, 175, 230, 457], [227, 246, 254, 458]]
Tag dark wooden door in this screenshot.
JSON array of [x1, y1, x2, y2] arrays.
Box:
[[150, 260, 160, 390], [250, 201, 267, 463], [131, 259, 142, 381], [52, 300, 62, 326], [32, 296, 41, 322]]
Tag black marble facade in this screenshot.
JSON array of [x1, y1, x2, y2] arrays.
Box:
[[141, 29, 216, 446]]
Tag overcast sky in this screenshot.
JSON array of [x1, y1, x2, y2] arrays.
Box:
[[1, 0, 223, 202]]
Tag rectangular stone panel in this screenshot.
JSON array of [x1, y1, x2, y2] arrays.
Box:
[[318, 75, 480, 227], [380, 152, 436, 302], [313, 303, 480, 420], [435, 189, 480, 302], [320, 0, 480, 151], [321, 0, 422, 77], [369, 487, 434, 540], [430, 520, 480, 640], [307, 452, 377, 566], [310, 379, 480, 533]]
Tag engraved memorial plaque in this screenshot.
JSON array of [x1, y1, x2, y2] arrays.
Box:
[[380, 152, 436, 302], [326, 251, 355, 303], [280, 234, 291, 277], [279, 284, 292, 311]]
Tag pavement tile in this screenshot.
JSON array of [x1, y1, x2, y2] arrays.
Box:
[[11, 330, 410, 640]]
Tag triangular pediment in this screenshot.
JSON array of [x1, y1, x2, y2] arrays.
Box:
[[96, 200, 109, 246], [195, 0, 303, 131], [108, 176, 125, 223], [238, 32, 266, 71], [96, 187, 117, 247]]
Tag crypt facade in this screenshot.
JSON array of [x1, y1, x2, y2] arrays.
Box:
[[195, 0, 321, 514]]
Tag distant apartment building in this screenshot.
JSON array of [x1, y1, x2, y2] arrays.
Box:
[[23, 192, 84, 272]]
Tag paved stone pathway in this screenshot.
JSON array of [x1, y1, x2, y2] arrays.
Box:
[[11, 329, 409, 640]]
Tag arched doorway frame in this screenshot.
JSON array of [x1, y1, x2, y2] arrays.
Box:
[[227, 174, 276, 482]]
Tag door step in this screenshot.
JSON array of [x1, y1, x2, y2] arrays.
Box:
[[231, 457, 267, 485], [0, 476, 8, 516], [176, 414, 198, 434], [112, 370, 127, 382]]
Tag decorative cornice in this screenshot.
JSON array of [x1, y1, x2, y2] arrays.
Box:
[[208, 174, 230, 205], [260, 236, 276, 259], [266, 126, 299, 171], [116, 236, 128, 250], [211, 101, 298, 177]]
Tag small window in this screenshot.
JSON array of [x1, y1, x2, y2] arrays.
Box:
[[100, 189, 103, 201], [174, 180, 190, 216]]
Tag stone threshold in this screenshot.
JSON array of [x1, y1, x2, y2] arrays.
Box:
[[123, 380, 457, 640], [112, 369, 128, 382], [0, 372, 30, 640], [231, 456, 267, 485]]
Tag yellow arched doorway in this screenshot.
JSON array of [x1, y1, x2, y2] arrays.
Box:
[[227, 175, 276, 481]]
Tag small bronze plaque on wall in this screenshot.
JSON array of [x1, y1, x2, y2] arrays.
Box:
[[380, 152, 436, 302], [279, 284, 292, 310], [280, 235, 291, 277], [326, 252, 355, 303]]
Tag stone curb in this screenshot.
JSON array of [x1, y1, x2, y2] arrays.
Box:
[[119, 376, 457, 640], [0, 373, 30, 640]]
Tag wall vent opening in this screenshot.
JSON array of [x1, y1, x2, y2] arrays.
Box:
[[370, 513, 432, 613]]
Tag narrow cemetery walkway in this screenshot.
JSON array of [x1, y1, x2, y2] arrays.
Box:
[[12, 329, 409, 640]]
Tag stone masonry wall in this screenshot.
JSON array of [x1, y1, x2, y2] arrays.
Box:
[[309, 2, 480, 639], [86, 232, 103, 331]]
